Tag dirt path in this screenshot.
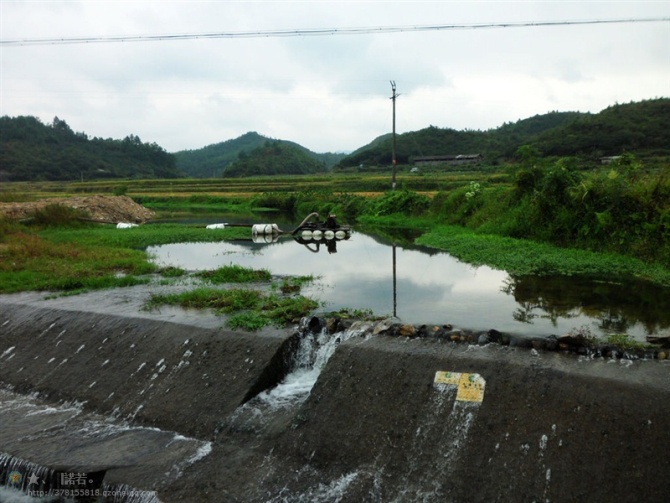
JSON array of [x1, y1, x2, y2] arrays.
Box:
[[0, 195, 155, 223]]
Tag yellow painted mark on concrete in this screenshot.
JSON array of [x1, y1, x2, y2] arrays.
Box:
[[434, 371, 486, 403]]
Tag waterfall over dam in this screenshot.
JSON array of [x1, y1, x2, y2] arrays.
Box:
[[1, 297, 669, 502]]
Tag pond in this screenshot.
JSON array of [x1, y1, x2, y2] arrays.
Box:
[[147, 222, 670, 343]]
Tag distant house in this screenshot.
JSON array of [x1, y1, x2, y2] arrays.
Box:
[[413, 154, 482, 167], [600, 156, 623, 165]]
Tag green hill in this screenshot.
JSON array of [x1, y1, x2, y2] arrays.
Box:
[[175, 132, 345, 178], [337, 99, 670, 169], [0, 116, 182, 182], [3, 99, 666, 181], [532, 99, 670, 158], [223, 140, 327, 177]]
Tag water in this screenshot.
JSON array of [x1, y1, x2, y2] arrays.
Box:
[[223, 322, 367, 435], [147, 229, 670, 342], [225, 322, 489, 502], [0, 388, 209, 502]]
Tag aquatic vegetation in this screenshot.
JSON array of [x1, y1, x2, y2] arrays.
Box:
[[197, 264, 272, 284], [145, 287, 319, 331], [415, 225, 670, 287]]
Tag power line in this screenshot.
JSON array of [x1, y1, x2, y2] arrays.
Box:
[[2, 17, 668, 46]]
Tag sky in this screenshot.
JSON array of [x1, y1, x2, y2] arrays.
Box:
[[1, 1, 669, 154]]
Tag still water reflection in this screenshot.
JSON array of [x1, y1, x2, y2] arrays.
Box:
[[147, 230, 669, 341]]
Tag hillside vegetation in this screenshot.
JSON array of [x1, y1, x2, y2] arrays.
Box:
[[0, 116, 182, 181], [223, 141, 328, 177], [174, 131, 345, 178], [337, 98, 670, 169], [2, 98, 668, 181]]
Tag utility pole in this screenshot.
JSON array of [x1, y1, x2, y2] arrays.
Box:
[[390, 81, 398, 190]]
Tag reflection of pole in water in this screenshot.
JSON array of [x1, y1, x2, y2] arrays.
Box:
[[393, 244, 397, 318]]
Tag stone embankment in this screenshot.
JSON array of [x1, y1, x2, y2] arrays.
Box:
[[1, 297, 669, 502]]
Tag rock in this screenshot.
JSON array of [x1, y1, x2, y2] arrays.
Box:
[[530, 338, 545, 351], [509, 336, 533, 349], [348, 320, 374, 335], [307, 316, 324, 334], [487, 329, 503, 344], [463, 331, 479, 344], [646, 335, 670, 348], [416, 325, 431, 338], [445, 329, 463, 341], [478, 333, 490, 346], [398, 324, 417, 338], [557, 333, 590, 351], [372, 318, 400, 336], [544, 335, 559, 351], [325, 317, 343, 334]]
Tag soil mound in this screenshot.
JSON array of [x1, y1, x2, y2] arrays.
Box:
[[0, 195, 155, 223]]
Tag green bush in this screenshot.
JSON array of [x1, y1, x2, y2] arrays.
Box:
[[29, 204, 89, 227], [364, 189, 430, 217], [113, 185, 129, 196]]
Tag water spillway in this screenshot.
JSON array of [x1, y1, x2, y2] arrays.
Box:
[[1, 297, 669, 502]]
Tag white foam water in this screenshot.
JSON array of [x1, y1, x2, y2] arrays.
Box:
[[258, 327, 359, 409], [225, 325, 362, 434]]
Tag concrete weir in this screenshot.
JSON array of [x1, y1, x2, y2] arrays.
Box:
[[1, 299, 669, 502]]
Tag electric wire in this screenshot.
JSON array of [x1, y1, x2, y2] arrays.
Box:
[[2, 17, 668, 46]]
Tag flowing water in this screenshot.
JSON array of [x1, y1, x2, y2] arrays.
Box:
[[147, 227, 670, 342], [0, 388, 209, 502], [223, 322, 369, 435]]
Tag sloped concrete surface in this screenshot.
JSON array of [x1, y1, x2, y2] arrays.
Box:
[[1, 295, 669, 502]]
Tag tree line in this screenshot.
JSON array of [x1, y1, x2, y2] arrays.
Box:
[[336, 98, 670, 169], [0, 116, 182, 181]]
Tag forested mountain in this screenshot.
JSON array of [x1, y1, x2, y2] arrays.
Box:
[[175, 132, 345, 178], [337, 99, 670, 169], [532, 99, 670, 157], [0, 116, 182, 181], [223, 141, 327, 177], [3, 99, 666, 181]]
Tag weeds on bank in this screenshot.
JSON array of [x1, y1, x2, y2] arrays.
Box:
[[197, 264, 272, 283], [145, 286, 319, 330], [0, 217, 155, 293], [415, 225, 670, 287], [604, 333, 651, 351], [28, 204, 90, 227], [39, 223, 249, 249], [0, 213, 250, 293], [273, 275, 315, 294], [324, 307, 380, 320], [144, 264, 319, 330], [568, 325, 653, 352]]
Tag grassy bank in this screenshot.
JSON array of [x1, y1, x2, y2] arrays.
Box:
[[0, 216, 321, 330], [2, 160, 668, 293], [415, 224, 670, 287], [0, 218, 249, 293]]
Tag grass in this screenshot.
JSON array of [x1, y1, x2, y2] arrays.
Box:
[[415, 224, 670, 287], [0, 217, 250, 294], [145, 286, 319, 330], [37, 222, 250, 249], [1, 209, 322, 330], [603, 333, 651, 352], [0, 226, 155, 293], [3, 174, 670, 338], [197, 264, 272, 283]]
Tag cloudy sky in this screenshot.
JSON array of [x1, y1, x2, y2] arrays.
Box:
[[1, 1, 668, 154]]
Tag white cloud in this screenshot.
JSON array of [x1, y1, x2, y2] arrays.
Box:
[[1, 1, 668, 153]]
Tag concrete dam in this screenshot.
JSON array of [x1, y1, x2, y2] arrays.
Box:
[[1, 293, 669, 502]]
